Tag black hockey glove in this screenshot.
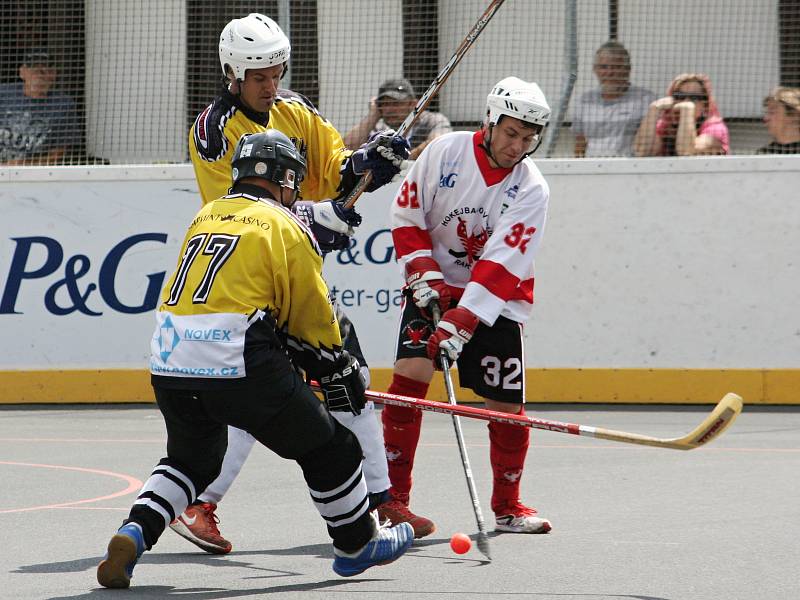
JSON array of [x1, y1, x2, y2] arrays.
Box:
[[318, 351, 366, 415], [347, 129, 411, 192], [293, 200, 362, 253]]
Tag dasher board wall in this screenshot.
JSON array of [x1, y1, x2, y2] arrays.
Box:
[[1, 157, 798, 404]]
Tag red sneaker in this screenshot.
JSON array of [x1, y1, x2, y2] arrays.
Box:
[[169, 502, 232, 554], [494, 501, 552, 534], [376, 498, 436, 539]]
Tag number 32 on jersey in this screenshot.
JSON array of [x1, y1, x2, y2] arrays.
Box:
[[504, 223, 536, 254], [396, 180, 419, 208]]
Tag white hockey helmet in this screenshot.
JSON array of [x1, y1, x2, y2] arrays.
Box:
[[219, 13, 291, 80], [486, 77, 551, 128]]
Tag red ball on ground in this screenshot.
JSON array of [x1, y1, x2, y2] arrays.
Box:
[[450, 532, 472, 554]]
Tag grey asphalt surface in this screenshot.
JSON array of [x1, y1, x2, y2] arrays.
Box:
[[1, 402, 798, 600]]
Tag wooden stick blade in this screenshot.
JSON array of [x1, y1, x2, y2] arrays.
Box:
[[591, 393, 743, 450], [672, 392, 743, 448]]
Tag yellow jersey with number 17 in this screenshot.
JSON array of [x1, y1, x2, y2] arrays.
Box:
[[150, 189, 341, 388]]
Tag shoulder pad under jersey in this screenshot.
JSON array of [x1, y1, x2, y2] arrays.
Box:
[[193, 96, 237, 162]]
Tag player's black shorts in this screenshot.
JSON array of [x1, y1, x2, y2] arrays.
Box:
[[395, 294, 526, 404]]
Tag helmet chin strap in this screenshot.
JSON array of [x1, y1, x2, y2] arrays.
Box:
[[223, 69, 243, 99], [480, 124, 500, 165], [278, 187, 290, 208], [278, 185, 298, 208], [518, 138, 543, 164]]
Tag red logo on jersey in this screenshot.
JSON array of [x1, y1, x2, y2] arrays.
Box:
[[448, 217, 488, 265]]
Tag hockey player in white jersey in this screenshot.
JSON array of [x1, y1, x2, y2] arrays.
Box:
[[377, 77, 554, 537]]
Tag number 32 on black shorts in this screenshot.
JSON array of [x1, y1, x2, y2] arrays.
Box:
[[395, 299, 525, 404]]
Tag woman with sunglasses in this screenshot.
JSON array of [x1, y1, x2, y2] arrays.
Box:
[[634, 73, 729, 156]]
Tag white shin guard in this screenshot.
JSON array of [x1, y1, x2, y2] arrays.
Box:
[[331, 402, 390, 495], [197, 426, 256, 504]]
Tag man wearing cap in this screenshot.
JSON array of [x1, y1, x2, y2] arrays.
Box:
[[0, 50, 79, 165], [344, 78, 452, 159]]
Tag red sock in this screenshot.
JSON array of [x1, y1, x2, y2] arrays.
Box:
[[382, 373, 429, 503], [488, 407, 530, 514]]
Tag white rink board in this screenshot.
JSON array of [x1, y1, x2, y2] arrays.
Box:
[[1, 157, 798, 370]]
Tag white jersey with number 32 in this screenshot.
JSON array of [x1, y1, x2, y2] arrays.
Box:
[[391, 130, 549, 326]]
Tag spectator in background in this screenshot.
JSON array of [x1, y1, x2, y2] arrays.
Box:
[[0, 50, 79, 165], [572, 41, 655, 157], [757, 86, 800, 154], [344, 78, 452, 159], [634, 73, 729, 156]]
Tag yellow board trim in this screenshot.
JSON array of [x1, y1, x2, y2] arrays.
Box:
[[0, 368, 797, 405]]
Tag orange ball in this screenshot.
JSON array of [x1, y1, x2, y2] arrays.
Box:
[[450, 532, 472, 554]]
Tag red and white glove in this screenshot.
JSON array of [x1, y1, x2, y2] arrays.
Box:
[[426, 306, 480, 366], [405, 256, 451, 315]]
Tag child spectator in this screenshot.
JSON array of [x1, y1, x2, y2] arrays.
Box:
[[757, 86, 800, 154]]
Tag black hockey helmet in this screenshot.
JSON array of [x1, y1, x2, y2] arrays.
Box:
[[231, 130, 306, 191]]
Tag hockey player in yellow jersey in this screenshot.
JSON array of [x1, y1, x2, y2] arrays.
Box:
[[96, 130, 413, 589], [170, 13, 421, 555], [190, 13, 409, 207]]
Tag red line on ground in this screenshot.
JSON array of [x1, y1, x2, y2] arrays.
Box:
[[0, 461, 142, 514], [0, 438, 163, 443]]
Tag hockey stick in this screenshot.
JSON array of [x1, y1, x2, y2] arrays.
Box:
[[431, 306, 492, 561], [342, 0, 507, 209], [309, 385, 744, 451]]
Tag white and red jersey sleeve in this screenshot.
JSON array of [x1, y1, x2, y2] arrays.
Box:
[[390, 137, 445, 262], [459, 174, 548, 325], [390, 130, 549, 326]]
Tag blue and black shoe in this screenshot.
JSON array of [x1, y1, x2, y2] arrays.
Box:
[[97, 522, 146, 589], [332, 520, 413, 577]]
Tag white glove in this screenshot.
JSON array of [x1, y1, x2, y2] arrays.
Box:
[[391, 159, 413, 182], [293, 200, 362, 253], [310, 201, 356, 235], [376, 144, 407, 168]]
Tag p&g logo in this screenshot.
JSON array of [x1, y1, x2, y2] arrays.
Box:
[[439, 172, 457, 188], [1, 233, 168, 316]]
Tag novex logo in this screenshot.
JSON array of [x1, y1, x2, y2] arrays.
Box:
[[183, 329, 233, 342]]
